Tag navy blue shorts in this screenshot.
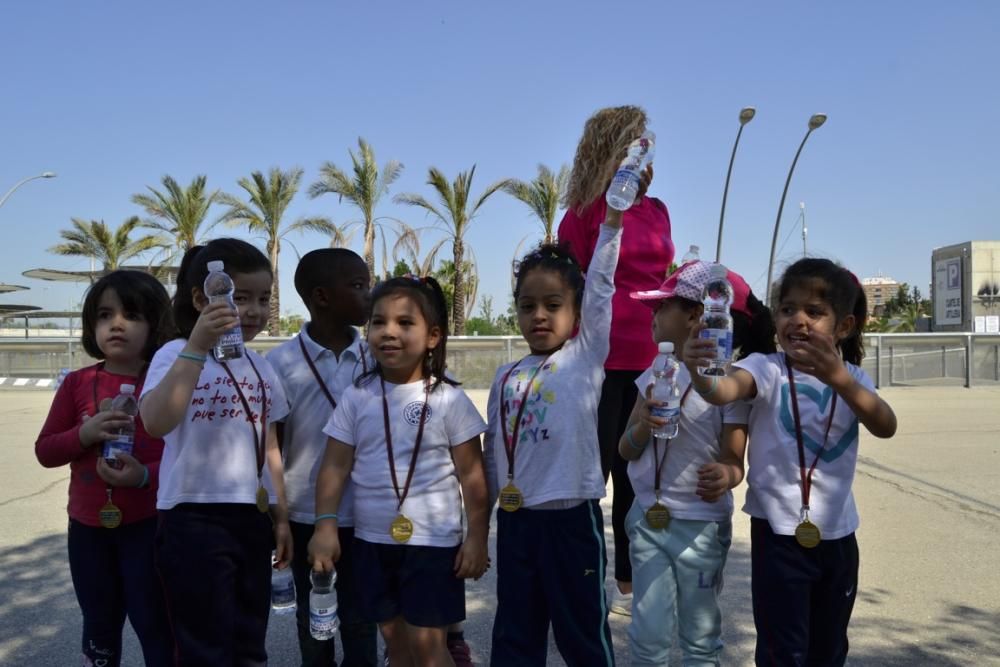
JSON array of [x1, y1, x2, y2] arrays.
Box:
[[353, 538, 465, 628]]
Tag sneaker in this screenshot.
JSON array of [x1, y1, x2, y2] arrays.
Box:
[[447, 637, 474, 667], [610, 588, 633, 616]]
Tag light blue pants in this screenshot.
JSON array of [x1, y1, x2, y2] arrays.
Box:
[[625, 501, 733, 667]]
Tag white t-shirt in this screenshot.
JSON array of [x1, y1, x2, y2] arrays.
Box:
[[323, 378, 486, 548], [141, 339, 290, 510], [267, 323, 371, 525], [734, 351, 875, 539], [627, 364, 749, 521], [483, 224, 621, 508]]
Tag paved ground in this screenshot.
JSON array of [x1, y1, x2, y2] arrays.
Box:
[[1, 386, 999, 666]]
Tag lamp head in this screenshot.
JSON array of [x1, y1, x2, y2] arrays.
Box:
[[739, 107, 756, 125], [808, 114, 827, 130], [41, 172, 57, 178]]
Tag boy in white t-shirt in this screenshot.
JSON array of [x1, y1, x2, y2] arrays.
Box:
[[621, 260, 774, 666], [266, 248, 378, 666]]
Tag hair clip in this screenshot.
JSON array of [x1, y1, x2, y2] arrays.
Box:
[[402, 273, 427, 284]]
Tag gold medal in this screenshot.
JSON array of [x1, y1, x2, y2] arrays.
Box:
[[390, 514, 414, 543], [645, 502, 671, 530], [795, 519, 822, 548], [99, 501, 122, 529], [498, 482, 523, 512], [256, 486, 270, 513]]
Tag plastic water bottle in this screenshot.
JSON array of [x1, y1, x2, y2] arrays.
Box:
[[309, 570, 339, 640], [103, 384, 137, 468], [270, 552, 296, 615], [649, 342, 681, 439], [204, 260, 244, 360], [681, 245, 700, 264], [606, 131, 656, 211], [699, 264, 734, 376]]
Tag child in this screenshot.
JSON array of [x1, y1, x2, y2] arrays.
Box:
[[35, 270, 174, 667], [266, 248, 379, 666], [683, 258, 898, 665], [618, 260, 775, 666], [484, 191, 635, 667], [309, 275, 489, 667], [139, 237, 292, 665]]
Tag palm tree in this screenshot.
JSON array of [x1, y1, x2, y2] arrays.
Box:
[[308, 138, 403, 278], [391, 226, 448, 278], [132, 175, 219, 262], [217, 167, 337, 336], [501, 163, 570, 244], [395, 165, 508, 334], [48, 217, 165, 273], [433, 258, 479, 325]]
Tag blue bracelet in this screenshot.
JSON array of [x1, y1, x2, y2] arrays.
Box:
[[696, 375, 719, 397], [314, 513, 339, 523], [136, 465, 149, 489], [627, 426, 647, 451], [177, 351, 207, 365]]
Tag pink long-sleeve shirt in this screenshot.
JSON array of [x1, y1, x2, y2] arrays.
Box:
[[557, 195, 674, 371]]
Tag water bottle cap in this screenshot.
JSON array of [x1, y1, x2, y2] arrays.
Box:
[[120, 383, 136, 393], [207, 260, 224, 272], [658, 342, 674, 354]]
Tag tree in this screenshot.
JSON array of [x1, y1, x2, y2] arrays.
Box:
[[48, 217, 165, 273], [132, 175, 219, 262], [395, 165, 508, 334], [309, 138, 403, 278], [392, 226, 448, 278], [501, 163, 570, 244], [218, 167, 337, 335]]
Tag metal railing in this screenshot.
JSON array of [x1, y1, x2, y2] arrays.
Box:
[[2, 334, 999, 389]]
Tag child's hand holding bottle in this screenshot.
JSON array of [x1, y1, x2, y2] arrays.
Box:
[[96, 452, 147, 488], [187, 300, 240, 355], [308, 523, 341, 574]]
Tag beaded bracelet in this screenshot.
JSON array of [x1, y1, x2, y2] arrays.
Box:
[[626, 425, 647, 451], [136, 465, 149, 489], [314, 513, 339, 523]]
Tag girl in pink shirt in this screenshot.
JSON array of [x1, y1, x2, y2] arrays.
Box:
[[558, 105, 675, 612]]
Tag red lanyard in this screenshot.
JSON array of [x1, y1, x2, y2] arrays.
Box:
[[297, 334, 370, 411], [498, 354, 552, 479], [651, 384, 694, 496], [219, 354, 268, 480], [785, 355, 838, 510], [380, 376, 430, 513]]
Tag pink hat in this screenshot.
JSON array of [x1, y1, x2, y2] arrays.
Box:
[[630, 260, 753, 317]]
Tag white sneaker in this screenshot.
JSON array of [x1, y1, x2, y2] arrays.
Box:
[[610, 588, 633, 616]]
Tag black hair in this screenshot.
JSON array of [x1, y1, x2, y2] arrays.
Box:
[[173, 238, 272, 338], [666, 292, 776, 360], [81, 270, 176, 362], [294, 248, 367, 304], [777, 258, 867, 365], [513, 242, 585, 310], [357, 275, 457, 391]]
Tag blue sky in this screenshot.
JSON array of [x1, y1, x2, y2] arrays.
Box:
[[2, 1, 998, 320]]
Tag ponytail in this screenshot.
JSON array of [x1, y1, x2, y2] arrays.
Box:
[[733, 292, 777, 360]]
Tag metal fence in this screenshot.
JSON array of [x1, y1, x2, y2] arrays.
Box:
[[2, 334, 999, 389]]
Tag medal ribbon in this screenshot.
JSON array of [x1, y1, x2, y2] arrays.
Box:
[[380, 376, 430, 513], [498, 354, 552, 480], [651, 384, 694, 498], [219, 354, 269, 482], [785, 355, 838, 512], [299, 335, 337, 409]]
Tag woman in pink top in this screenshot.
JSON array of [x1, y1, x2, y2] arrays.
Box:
[[558, 105, 674, 613]]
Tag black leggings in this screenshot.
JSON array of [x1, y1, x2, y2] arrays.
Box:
[[597, 369, 640, 584]]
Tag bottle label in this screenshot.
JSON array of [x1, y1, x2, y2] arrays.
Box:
[[651, 405, 680, 422], [271, 580, 295, 606], [217, 326, 243, 348], [103, 438, 134, 461], [699, 328, 733, 361], [310, 607, 338, 635]]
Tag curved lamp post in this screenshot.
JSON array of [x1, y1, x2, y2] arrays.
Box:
[[765, 114, 826, 305], [0, 171, 57, 210], [716, 106, 756, 262]]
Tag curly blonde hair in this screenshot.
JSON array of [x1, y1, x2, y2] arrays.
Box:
[[563, 105, 648, 213]]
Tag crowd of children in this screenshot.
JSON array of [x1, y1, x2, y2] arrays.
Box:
[[36, 123, 896, 667]]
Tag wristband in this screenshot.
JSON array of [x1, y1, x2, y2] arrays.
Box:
[[178, 351, 207, 365], [314, 513, 339, 523], [695, 375, 719, 397], [136, 465, 149, 489], [626, 425, 647, 452]]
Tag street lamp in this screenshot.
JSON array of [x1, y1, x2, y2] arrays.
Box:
[[715, 106, 755, 262], [0, 171, 57, 210], [765, 114, 826, 305]]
